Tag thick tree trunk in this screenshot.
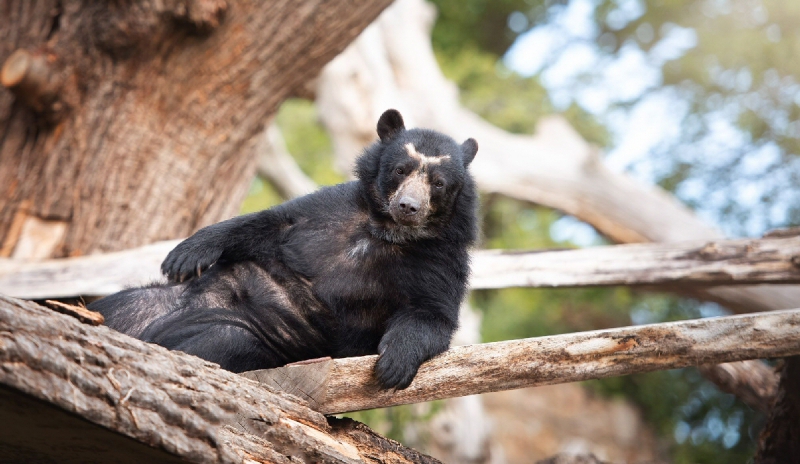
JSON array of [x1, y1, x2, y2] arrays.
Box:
[[754, 357, 800, 463], [0, 0, 391, 259]]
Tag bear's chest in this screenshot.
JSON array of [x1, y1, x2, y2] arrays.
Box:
[[281, 220, 403, 305]]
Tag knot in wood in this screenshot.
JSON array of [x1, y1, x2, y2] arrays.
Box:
[[791, 255, 800, 269]]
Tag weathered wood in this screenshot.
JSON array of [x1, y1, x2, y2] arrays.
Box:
[[471, 235, 800, 289], [3, 235, 800, 299], [0, 239, 180, 299], [0, 294, 438, 463], [244, 309, 800, 415], [697, 360, 779, 413]]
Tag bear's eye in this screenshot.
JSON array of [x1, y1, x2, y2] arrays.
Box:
[[434, 180, 445, 189], [395, 167, 405, 176]]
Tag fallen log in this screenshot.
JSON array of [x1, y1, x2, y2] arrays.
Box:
[[243, 308, 800, 415], [2, 235, 799, 299], [0, 294, 438, 463]]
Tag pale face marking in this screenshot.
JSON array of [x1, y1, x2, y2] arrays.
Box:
[[404, 143, 450, 167]]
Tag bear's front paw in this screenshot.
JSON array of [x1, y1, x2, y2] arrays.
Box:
[[161, 241, 222, 282], [374, 341, 420, 390]]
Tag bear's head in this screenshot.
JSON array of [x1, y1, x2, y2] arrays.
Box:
[[356, 109, 479, 244]]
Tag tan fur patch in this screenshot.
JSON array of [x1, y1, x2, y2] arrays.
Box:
[[405, 143, 450, 166]]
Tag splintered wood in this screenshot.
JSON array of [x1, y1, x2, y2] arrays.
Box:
[[245, 308, 800, 415]]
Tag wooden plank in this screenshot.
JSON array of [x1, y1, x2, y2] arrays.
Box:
[[2, 235, 800, 299], [243, 308, 800, 415]]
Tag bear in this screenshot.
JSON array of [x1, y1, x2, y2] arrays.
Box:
[[89, 109, 479, 390]]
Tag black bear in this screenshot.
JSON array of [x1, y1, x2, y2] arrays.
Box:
[[89, 109, 478, 389]]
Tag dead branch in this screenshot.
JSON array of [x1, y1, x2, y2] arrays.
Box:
[[472, 235, 800, 289], [44, 299, 104, 326], [243, 308, 800, 415], [255, 122, 318, 199]]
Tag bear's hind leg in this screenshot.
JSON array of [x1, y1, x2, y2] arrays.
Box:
[[89, 283, 183, 338], [139, 307, 277, 372]]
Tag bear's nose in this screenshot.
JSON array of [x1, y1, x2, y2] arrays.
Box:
[[398, 197, 420, 215]]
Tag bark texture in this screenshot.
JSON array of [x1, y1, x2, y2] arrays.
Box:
[[754, 357, 800, 463], [0, 294, 440, 463], [0, 0, 390, 259], [243, 308, 800, 415]]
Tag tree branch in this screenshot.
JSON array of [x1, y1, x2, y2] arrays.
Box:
[[243, 308, 800, 415], [471, 235, 800, 289]]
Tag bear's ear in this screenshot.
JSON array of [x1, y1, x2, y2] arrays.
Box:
[[461, 138, 478, 167], [377, 109, 405, 142]]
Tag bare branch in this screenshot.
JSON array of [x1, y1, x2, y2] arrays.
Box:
[[243, 308, 800, 415], [471, 235, 800, 289]]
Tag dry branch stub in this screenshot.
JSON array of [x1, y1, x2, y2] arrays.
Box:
[[1, 49, 64, 117], [245, 309, 800, 415]]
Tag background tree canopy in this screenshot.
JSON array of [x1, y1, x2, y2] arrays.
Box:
[[244, 1, 799, 462]]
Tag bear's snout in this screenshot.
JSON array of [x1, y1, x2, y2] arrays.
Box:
[[389, 173, 430, 226], [398, 196, 420, 216]]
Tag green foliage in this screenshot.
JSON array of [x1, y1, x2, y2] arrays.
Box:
[[588, 0, 800, 233], [587, 300, 763, 464], [429, 0, 559, 57], [275, 99, 343, 187]]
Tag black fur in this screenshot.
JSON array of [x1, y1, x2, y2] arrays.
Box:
[[90, 110, 479, 390]]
